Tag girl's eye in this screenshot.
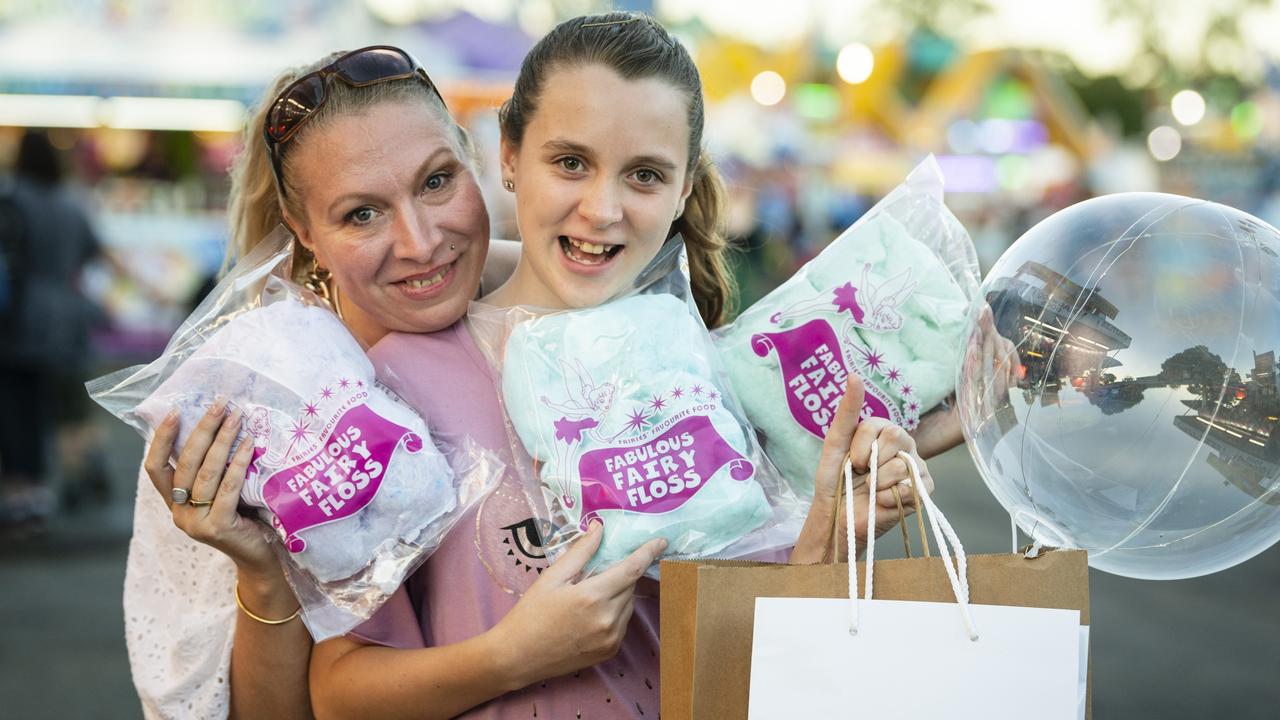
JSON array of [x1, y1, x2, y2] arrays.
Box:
[[347, 207, 376, 225], [424, 172, 451, 192], [633, 168, 661, 185], [558, 157, 583, 172]]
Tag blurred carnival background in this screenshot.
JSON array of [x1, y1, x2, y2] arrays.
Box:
[[0, 1, 1277, 717]]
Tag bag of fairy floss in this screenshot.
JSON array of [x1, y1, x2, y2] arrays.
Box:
[[482, 240, 801, 577], [88, 227, 498, 639], [714, 157, 980, 496]]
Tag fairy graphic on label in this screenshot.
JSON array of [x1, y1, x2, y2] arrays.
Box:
[[539, 362, 753, 530], [241, 407, 275, 484], [541, 358, 617, 507], [769, 264, 917, 332], [754, 263, 922, 434]]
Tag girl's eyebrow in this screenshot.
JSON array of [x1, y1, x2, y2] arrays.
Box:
[[542, 138, 593, 157], [542, 138, 678, 172]]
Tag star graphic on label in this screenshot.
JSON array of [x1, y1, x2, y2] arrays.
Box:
[[356, 379, 365, 388], [623, 407, 652, 433], [320, 386, 334, 399], [670, 386, 685, 400], [690, 384, 704, 396], [859, 348, 885, 372], [907, 400, 920, 413], [338, 378, 350, 390], [901, 384, 913, 396], [885, 367, 902, 383], [707, 389, 720, 401], [303, 402, 319, 417], [649, 394, 667, 411], [289, 419, 311, 443]]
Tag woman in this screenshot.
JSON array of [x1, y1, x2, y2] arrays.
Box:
[[126, 46, 517, 719], [0, 130, 104, 529], [308, 14, 933, 719]]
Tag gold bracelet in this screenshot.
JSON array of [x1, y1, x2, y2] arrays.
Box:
[[234, 580, 301, 626]]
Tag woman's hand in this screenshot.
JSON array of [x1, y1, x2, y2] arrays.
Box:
[[143, 400, 276, 576], [488, 523, 667, 690], [790, 377, 935, 564]]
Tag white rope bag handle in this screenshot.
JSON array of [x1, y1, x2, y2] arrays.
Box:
[[844, 440, 980, 641]]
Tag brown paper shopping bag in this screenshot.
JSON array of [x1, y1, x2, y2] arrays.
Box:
[[660, 448, 1091, 720]]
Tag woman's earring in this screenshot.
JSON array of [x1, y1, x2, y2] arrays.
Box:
[[304, 256, 344, 320], [450, 242, 456, 251], [503, 179, 515, 192]]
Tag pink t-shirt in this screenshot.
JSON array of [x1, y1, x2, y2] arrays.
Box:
[[356, 320, 661, 719]]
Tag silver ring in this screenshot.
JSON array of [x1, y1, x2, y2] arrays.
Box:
[[170, 487, 191, 505]]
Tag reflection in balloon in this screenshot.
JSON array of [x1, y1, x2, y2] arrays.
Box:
[[959, 192, 1280, 579]]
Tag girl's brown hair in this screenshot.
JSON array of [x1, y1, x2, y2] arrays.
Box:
[[497, 12, 736, 327]]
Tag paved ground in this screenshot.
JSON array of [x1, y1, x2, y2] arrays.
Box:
[[2, 406, 1277, 718]]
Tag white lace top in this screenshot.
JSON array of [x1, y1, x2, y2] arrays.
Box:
[[124, 462, 237, 720]]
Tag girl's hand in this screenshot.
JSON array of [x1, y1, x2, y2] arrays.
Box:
[[790, 377, 935, 564], [914, 304, 1019, 459], [143, 400, 277, 576], [488, 523, 667, 689]]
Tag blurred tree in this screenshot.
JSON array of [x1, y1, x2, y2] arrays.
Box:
[[865, 0, 993, 104], [1104, 0, 1271, 86], [870, 0, 993, 37], [1067, 74, 1147, 138]]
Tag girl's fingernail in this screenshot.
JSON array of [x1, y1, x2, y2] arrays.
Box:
[[588, 519, 603, 532], [164, 409, 179, 424]]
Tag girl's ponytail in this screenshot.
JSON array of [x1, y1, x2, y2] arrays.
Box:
[[675, 153, 736, 328]]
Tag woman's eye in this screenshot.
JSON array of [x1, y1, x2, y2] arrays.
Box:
[[424, 172, 451, 191], [558, 157, 583, 172], [347, 207, 376, 225], [633, 168, 661, 185]]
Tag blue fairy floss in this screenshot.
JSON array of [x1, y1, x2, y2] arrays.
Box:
[[135, 298, 456, 587], [502, 294, 772, 573], [716, 213, 970, 495]]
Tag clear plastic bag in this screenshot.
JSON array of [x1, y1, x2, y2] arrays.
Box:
[[88, 226, 501, 640], [471, 239, 804, 578], [714, 156, 980, 496]]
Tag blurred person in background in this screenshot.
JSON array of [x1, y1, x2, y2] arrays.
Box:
[[0, 129, 107, 533]]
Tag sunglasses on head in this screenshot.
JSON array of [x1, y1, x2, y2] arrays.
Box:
[[263, 45, 445, 196]]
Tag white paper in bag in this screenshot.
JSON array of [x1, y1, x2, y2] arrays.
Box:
[[748, 596, 1081, 720]]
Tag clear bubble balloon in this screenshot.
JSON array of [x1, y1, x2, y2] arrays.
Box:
[[958, 193, 1280, 579]]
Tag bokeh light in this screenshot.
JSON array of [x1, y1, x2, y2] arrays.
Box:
[[836, 43, 874, 85], [1147, 125, 1182, 161], [1171, 89, 1206, 126], [750, 70, 787, 106]]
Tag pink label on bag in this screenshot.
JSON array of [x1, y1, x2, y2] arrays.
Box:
[[260, 396, 423, 552], [574, 413, 753, 529], [752, 319, 899, 439]]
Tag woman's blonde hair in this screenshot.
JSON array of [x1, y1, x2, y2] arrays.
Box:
[[226, 51, 471, 284], [497, 12, 737, 327]]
